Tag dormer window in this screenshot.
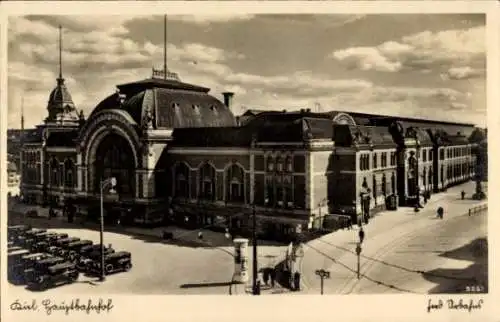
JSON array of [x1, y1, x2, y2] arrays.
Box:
[[192, 104, 199, 110], [172, 103, 179, 109]]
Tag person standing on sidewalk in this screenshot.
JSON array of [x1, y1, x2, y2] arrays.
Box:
[[294, 272, 301, 291], [270, 267, 276, 288], [358, 227, 365, 244]]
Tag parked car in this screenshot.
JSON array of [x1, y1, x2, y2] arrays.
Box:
[[60, 240, 93, 261], [46, 233, 69, 246], [88, 251, 132, 275], [30, 241, 50, 253], [8, 225, 31, 242], [24, 257, 66, 284], [54, 237, 81, 249], [47, 246, 63, 256], [8, 245, 24, 253], [76, 246, 115, 272], [7, 249, 31, 284], [27, 262, 79, 291], [19, 229, 48, 248], [12, 253, 52, 284]]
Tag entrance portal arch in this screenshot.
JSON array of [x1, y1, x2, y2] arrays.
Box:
[[85, 130, 138, 198]]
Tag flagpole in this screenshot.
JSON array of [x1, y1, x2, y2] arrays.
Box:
[[164, 14, 167, 79]]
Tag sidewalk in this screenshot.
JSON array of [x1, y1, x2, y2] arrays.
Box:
[[299, 181, 487, 294]]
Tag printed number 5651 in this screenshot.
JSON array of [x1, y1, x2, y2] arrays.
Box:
[[465, 285, 485, 293]]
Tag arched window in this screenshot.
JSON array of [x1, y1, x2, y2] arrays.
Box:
[[174, 162, 190, 198], [285, 156, 293, 172], [276, 156, 283, 172], [226, 164, 244, 203], [428, 167, 433, 190], [267, 156, 274, 172], [50, 157, 60, 187], [265, 176, 274, 206], [64, 159, 74, 187], [199, 162, 216, 200], [381, 174, 387, 196]]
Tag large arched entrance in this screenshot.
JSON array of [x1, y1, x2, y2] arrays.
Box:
[[92, 133, 136, 197]]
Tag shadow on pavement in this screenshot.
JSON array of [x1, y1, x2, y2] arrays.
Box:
[[180, 281, 233, 289], [422, 237, 488, 294], [8, 212, 283, 253]]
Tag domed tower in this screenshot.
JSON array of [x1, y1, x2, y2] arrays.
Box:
[[45, 25, 79, 124]]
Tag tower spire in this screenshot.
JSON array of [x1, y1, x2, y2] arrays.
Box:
[[20, 96, 24, 147], [164, 14, 167, 79], [58, 25, 63, 81]]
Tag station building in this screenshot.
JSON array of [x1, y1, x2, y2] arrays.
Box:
[[18, 62, 481, 239]]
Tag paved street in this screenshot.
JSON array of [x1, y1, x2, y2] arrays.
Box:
[[7, 224, 288, 296], [8, 181, 486, 296], [300, 181, 487, 294]]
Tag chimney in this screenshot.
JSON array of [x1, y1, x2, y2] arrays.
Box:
[[222, 92, 234, 109]]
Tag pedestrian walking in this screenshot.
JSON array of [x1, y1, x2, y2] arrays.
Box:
[[255, 280, 261, 295], [270, 268, 276, 288], [461, 190, 466, 200], [294, 272, 301, 291], [423, 192, 428, 204], [198, 231, 203, 240], [263, 268, 270, 286], [437, 206, 444, 219], [358, 228, 365, 244]]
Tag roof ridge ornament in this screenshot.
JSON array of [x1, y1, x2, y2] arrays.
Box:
[[151, 67, 180, 81]]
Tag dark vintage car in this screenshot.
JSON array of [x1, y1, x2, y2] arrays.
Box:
[[17, 229, 48, 248], [8, 225, 31, 241], [27, 262, 79, 291], [60, 240, 93, 261], [47, 246, 63, 256], [11, 253, 53, 284], [24, 228, 48, 239], [76, 246, 115, 272], [54, 237, 81, 248], [8, 249, 31, 284], [24, 257, 66, 284], [31, 241, 50, 253], [46, 233, 70, 246], [88, 251, 132, 275], [8, 245, 24, 253]]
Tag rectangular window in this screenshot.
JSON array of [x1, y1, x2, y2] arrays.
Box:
[[381, 152, 387, 168], [423, 149, 427, 162], [373, 153, 378, 169], [429, 150, 433, 161]]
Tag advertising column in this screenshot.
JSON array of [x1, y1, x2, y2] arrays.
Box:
[[233, 238, 249, 283]]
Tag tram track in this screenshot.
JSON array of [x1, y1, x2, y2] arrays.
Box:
[[300, 205, 486, 294]]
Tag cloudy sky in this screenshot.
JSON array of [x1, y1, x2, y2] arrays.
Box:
[[7, 14, 486, 129]]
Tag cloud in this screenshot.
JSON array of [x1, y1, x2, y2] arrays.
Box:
[[442, 66, 484, 80], [7, 15, 485, 128], [168, 15, 255, 25], [330, 26, 485, 75]]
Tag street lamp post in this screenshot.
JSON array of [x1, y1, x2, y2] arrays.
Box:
[[315, 269, 330, 295], [356, 242, 362, 279], [99, 177, 117, 282], [252, 204, 258, 295]]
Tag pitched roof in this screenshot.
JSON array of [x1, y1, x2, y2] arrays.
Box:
[[334, 124, 396, 148], [90, 78, 236, 129]]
